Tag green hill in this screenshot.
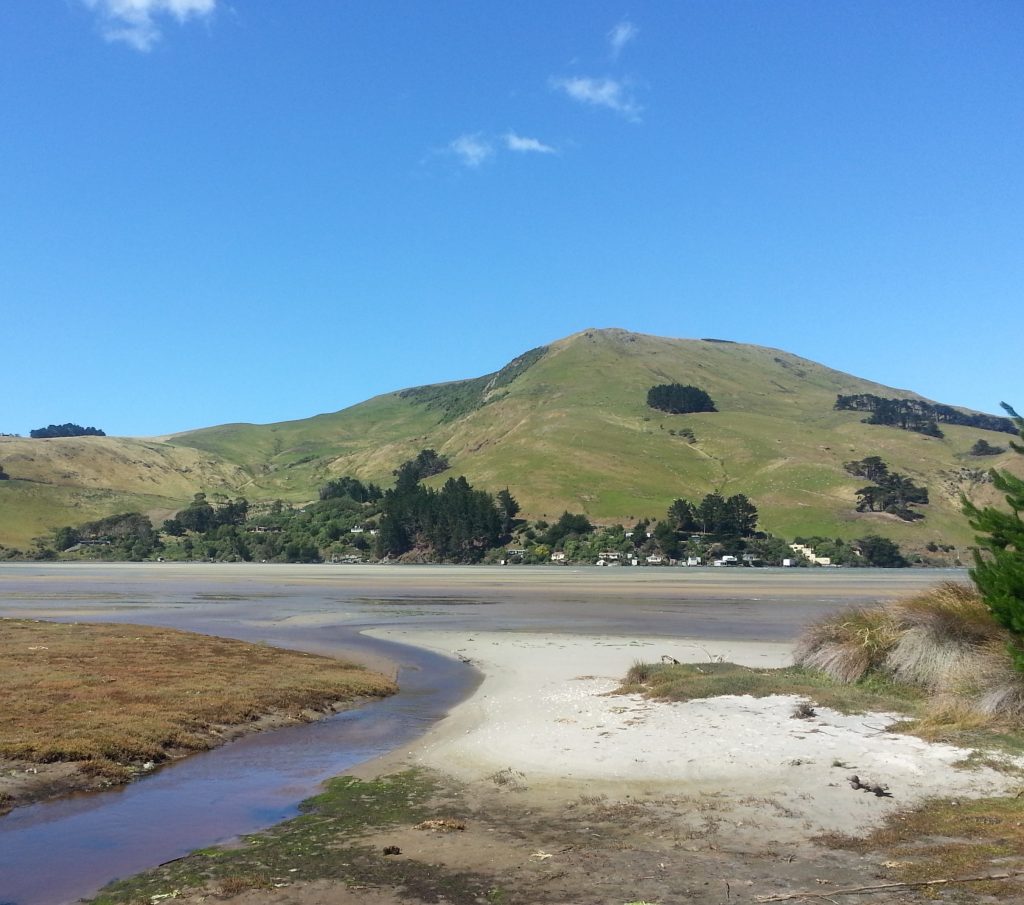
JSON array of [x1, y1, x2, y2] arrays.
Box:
[[1, 328, 1018, 551]]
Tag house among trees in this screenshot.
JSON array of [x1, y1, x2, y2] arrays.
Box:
[[790, 543, 832, 565]]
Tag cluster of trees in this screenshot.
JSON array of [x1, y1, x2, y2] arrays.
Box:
[[53, 512, 160, 560], [29, 423, 106, 439], [646, 384, 717, 415], [319, 476, 382, 502], [393, 448, 450, 485], [836, 394, 1016, 437], [845, 456, 929, 521], [666, 492, 759, 537], [163, 494, 249, 535], [375, 476, 509, 562], [970, 439, 1006, 457]]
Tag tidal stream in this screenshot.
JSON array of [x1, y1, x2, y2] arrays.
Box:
[[0, 563, 957, 904]]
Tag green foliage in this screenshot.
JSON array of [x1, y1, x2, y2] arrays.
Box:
[[393, 448, 450, 490], [496, 488, 520, 538], [854, 535, 908, 568], [319, 476, 382, 503], [971, 439, 1006, 457], [836, 393, 1016, 437], [646, 383, 717, 415], [542, 511, 594, 547], [29, 423, 106, 439], [794, 535, 908, 567], [53, 526, 80, 551], [846, 456, 928, 521], [374, 475, 502, 562], [964, 403, 1024, 671], [56, 512, 160, 561]]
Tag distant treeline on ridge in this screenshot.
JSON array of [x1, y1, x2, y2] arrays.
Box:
[[835, 394, 1015, 438], [30, 423, 106, 439]]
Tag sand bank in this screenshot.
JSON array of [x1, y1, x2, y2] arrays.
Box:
[[368, 629, 1022, 840]]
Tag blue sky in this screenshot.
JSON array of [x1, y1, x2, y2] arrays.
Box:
[[2, 1, 1021, 436]]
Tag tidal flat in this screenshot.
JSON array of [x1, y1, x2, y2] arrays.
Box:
[[5, 562, 1016, 905]]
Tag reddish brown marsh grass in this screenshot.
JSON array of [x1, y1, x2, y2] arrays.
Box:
[[0, 619, 396, 775]]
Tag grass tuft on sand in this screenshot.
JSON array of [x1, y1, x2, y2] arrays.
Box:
[[0, 619, 396, 789]]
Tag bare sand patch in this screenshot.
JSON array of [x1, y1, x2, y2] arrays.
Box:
[[366, 630, 1022, 841]]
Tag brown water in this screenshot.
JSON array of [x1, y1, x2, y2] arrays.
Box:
[[0, 563, 958, 904]]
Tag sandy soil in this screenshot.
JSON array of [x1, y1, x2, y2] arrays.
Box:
[[368, 631, 1020, 840]]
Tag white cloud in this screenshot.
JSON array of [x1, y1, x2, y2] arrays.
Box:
[[82, 0, 217, 51], [504, 132, 557, 154], [552, 76, 641, 121], [449, 133, 494, 168], [608, 20, 638, 59]]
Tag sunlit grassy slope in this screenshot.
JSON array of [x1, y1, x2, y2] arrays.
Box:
[[1, 328, 1018, 549]]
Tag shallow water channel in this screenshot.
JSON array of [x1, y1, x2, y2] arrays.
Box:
[[0, 563, 957, 904]]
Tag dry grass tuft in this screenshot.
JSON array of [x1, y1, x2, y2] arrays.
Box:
[[795, 582, 1024, 727], [793, 606, 899, 684]]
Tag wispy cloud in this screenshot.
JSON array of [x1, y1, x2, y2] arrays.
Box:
[[82, 0, 217, 51], [448, 133, 494, 168], [504, 132, 557, 155], [551, 76, 641, 121], [608, 20, 638, 59]]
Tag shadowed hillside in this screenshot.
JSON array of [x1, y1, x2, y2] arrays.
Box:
[[1, 329, 1018, 550]]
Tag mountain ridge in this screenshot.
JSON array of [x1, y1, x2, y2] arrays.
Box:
[[1, 328, 1017, 551]]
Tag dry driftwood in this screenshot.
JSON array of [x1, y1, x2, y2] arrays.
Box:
[[755, 870, 1024, 901]]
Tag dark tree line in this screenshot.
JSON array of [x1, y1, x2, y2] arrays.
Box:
[[647, 384, 717, 415], [375, 475, 507, 562], [30, 423, 106, 439], [836, 394, 1016, 437], [666, 491, 759, 538], [845, 456, 928, 521], [319, 476, 382, 503]]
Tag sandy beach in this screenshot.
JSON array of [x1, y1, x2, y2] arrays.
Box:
[[369, 630, 1022, 841]]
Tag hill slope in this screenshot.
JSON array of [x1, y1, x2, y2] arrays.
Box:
[[1, 328, 1018, 550]]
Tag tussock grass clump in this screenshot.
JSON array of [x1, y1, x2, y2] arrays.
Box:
[[795, 582, 1024, 725], [793, 606, 900, 684]]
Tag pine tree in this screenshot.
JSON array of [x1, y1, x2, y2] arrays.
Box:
[[963, 403, 1024, 671]]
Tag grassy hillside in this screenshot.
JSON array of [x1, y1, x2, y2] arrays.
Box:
[[1, 329, 1019, 551]]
